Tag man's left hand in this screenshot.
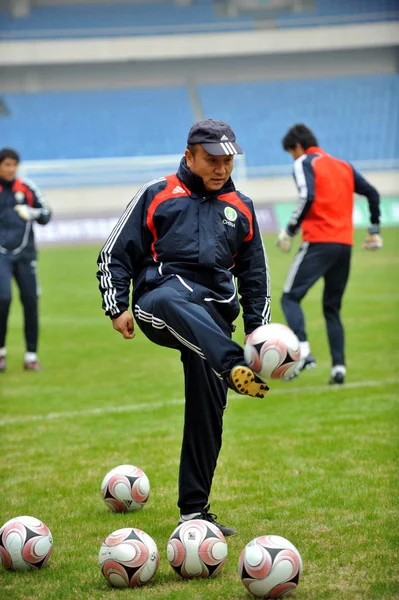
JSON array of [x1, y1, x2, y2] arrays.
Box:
[[14, 205, 39, 221], [276, 229, 293, 253]]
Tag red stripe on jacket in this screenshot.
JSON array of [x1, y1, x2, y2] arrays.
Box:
[[146, 175, 189, 260], [218, 191, 253, 242], [12, 179, 34, 207]]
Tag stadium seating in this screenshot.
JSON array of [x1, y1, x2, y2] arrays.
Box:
[[1, 0, 397, 40], [1, 74, 398, 167], [198, 73, 399, 167], [0, 0, 399, 39], [0, 86, 195, 160], [277, 0, 398, 27], [0, 1, 254, 40]]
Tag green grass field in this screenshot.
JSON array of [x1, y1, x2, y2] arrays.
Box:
[[0, 229, 398, 600]]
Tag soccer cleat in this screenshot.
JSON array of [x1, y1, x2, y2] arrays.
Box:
[[283, 352, 317, 381], [329, 372, 345, 385], [229, 366, 269, 398], [24, 359, 42, 371], [300, 353, 317, 371], [178, 505, 237, 537], [0, 356, 6, 372]]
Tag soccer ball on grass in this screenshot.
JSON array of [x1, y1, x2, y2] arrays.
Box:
[[167, 519, 228, 579], [101, 464, 150, 513], [99, 527, 159, 588], [0, 515, 53, 572], [239, 534, 302, 598]]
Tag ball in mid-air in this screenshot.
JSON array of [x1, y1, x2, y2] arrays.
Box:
[[244, 323, 301, 380]]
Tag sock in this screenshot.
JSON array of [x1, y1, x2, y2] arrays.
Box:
[[331, 365, 346, 377], [25, 352, 37, 363], [299, 341, 310, 359], [180, 512, 201, 521], [0, 347, 6, 357]]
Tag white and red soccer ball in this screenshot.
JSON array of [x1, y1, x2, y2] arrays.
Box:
[[244, 323, 301, 380], [0, 516, 53, 572], [101, 464, 150, 513], [239, 535, 302, 598], [99, 527, 159, 588], [167, 519, 228, 579]]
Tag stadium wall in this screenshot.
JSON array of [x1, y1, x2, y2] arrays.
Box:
[[0, 22, 398, 66], [39, 171, 399, 220], [34, 196, 399, 247], [1, 47, 398, 92]]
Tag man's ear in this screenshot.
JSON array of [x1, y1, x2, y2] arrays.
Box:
[[185, 148, 193, 167]]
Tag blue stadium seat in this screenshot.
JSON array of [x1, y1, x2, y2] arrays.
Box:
[[1, 74, 398, 167], [0, 1, 254, 39], [198, 74, 399, 167], [277, 0, 398, 27], [0, 86, 195, 160], [0, 0, 396, 39]]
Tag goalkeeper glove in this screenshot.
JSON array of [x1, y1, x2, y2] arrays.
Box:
[[362, 225, 383, 250], [14, 205, 41, 222], [276, 229, 293, 253]]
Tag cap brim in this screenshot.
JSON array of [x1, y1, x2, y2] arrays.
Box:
[[201, 141, 243, 156]]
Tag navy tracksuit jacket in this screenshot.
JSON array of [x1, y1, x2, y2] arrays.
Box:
[[0, 177, 51, 353], [97, 158, 271, 513]]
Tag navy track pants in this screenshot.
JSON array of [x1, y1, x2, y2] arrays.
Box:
[[0, 253, 39, 353], [134, 276, 245, 514], [281, 242, 351, 366]]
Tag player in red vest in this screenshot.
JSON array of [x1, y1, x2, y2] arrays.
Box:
[[0, 148, 51, 372], [277, 124, 382, 385]]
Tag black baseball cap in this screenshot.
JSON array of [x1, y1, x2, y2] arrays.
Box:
[[187, 119, 243, 156]]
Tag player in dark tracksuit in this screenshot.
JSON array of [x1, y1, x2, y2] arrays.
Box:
[[97, 120, 271, 536], [0, 148, 51, 372], [277, 124, 381, 385]]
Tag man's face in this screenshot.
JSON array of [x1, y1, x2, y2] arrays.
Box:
[[0, 158, 18, 181], [185, 145, 234, 192], [288, 144, 305, 161]]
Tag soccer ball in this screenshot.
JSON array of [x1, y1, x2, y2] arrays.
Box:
[[0, 516, 53, 572], [167, 519, 228, 579], [101, 464, 150, 512], [99, 527, 159, 588], [239, 535, 302, 598], [244, 323, 301, 380]]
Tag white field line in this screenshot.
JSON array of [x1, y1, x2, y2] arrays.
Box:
[[0, 378, 397, 427], [0, 398, 185, 427]]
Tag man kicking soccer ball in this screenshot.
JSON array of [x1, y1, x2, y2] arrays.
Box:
[[97, 119, 271, 536]]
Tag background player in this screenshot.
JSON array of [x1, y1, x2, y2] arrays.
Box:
[[276, 124, 382, 384], [0, 148, 52, 372]]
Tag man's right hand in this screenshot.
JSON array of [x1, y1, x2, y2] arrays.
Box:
[[14, 205, 41, 222], [362, 233, 383, 250], [112, 311, 135, 339]]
